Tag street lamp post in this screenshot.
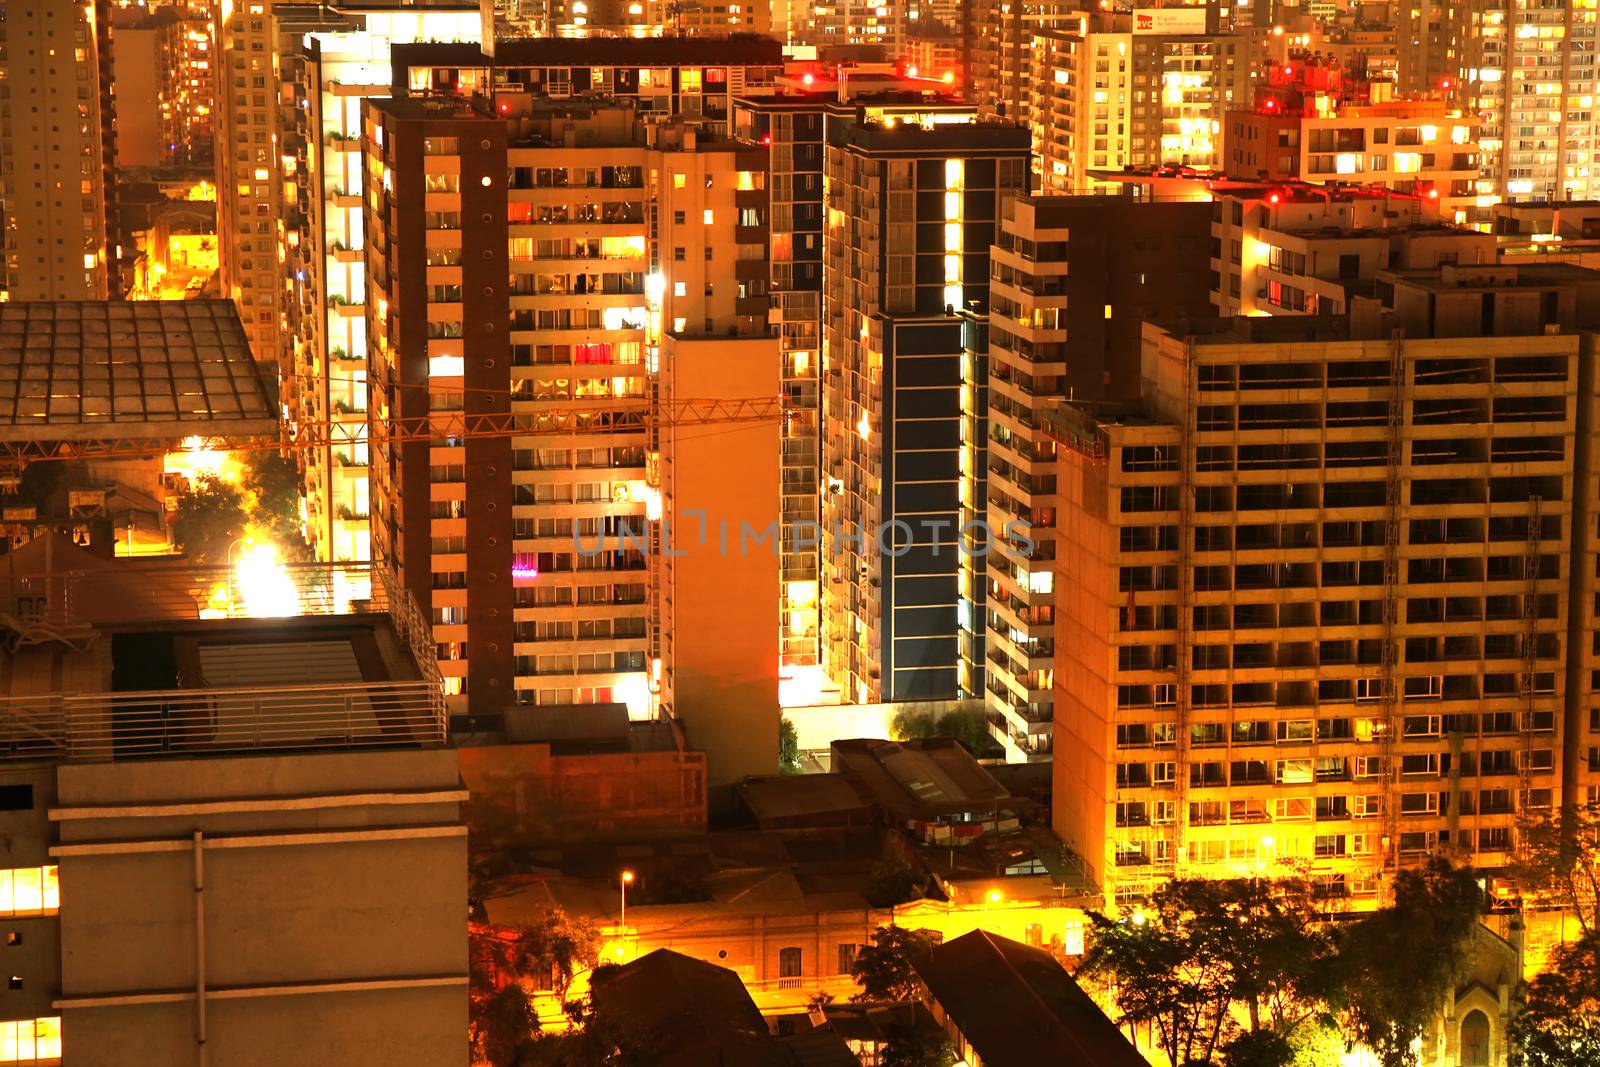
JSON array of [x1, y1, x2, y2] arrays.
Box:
[[619, 869, 634, 934]]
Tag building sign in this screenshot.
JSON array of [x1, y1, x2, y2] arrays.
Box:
[[1132, 7, 1208, 34]]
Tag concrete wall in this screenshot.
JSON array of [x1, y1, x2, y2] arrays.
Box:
[[662, 334, 782, 785], [51, 749, 467, 1067]]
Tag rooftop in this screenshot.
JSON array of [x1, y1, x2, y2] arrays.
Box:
[[829, 738, 1019, 823], [911, 930, 1146, 1067], [390, 35, 783, 79], [589, 949, 803, 1067], [0, 545, 445, 764], [0, 301, 276, 448]]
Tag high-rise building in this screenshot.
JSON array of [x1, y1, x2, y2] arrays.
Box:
[[363, 97, 780, 780], [277, 3, 482, 565], [0, 552, 464, 1066], [968, 0, 1064, 128], [978, 193, 1215, 763], [730, 81, 976, 688], [0, 0, 118, 302], [820, 111, 1030, 704], [1462, 0, 1600, 205], [1224, 58, 1482, 225], [111, 7, 215, 170], [212, 0, 284, 363], [1209, 185, 1496, 318], [1048, 263, 1600, 902], [1030, 10, 1249, 195]]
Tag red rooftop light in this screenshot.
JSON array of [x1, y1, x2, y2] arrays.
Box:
[[1268, 193, 1281, 204], [802, 72, 815, 86]]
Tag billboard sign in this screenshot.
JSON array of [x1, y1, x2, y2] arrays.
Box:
[[1132, 7, 1208, 34]]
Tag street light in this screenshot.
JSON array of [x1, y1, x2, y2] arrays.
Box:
[[619, 870, 634, 933]]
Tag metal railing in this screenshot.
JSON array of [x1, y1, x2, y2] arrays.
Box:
[[0, 679, 445, 764], [0, 559, 447, 763]]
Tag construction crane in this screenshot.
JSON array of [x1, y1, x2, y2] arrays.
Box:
[[0, 396, 783, 464]]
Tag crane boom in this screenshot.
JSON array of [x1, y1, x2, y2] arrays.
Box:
[[0, 396, 783, 463]]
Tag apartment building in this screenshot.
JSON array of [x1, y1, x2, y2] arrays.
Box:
[[978, 194, 1214, 763], [213, 0, 285, 363], [390, 37, 785, 138], [111, 7, 215, 169], [734, 84, 976, 679], [1048, 263, 1600, 902], [363, 97, 779, 780], [1030, 10, 1249, 195], [0, 554, 465, 1066], [1462, 0, 1600, 204], [0, 0, 118, 301], [277, 3, 482, 566], [967, 0, 1066, 126], [1209, 185, 1496, 317], [820, 113, 1030, 704], [1225, 59, 1481, 224]]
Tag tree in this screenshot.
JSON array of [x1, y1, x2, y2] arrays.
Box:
[[1509, 809, 1600, 934], [850, 925, 936, 1002], [1335, 858, 1484, 1067], [879, 1024, 958, 1067], [241, 452, 310, 560], [1206, 878, 1337, 1038], [470, 910, 602, 1066], [171, 475, 247, 563], [475, 983, 541, 1067], [890, 707, 1003, 759], [1080, 882, 1240, 1067], [1220, 1028, 1294, 1067], [1509, 929, 1600, 1067], [779, 717, 801, 775]]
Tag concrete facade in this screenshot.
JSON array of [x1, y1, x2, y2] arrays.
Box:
[[1048, 273, 1600, 902]]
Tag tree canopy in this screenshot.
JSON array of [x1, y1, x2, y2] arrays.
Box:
[[1333, 858, 1485, 1067], [1082, 862, 1483, 1067], [850, 925, 936, 1002], [1509, 930, 1600, 1067]]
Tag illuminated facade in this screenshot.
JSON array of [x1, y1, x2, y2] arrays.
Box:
[[1030, 12, 1248, 195], [212, 0, 285, 364], [364, 99, 778, 764], [820, 111, 1029, 704], [1210, 187, 1496, 318], [1462, 0, 1600, 204], [279, 4, 482, 565], [0, 0, 118, 301], [111, 7, 215, 169], [1225, 60, 1482, 225], [1050, 265, 1600, 902]]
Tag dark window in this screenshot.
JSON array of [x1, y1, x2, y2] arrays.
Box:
[[0, 786, 32, 812]]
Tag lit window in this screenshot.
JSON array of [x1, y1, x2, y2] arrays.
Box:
[[673, 173, 686, 189], [1028, 571, 1053, 595], [702, 209, 714, 225], [673, 281, 686, 297], [0, 1018, 60, 1064], [428, 355, 464, 377], [672, 317, 686, 332], [0, 868, 58, 917]]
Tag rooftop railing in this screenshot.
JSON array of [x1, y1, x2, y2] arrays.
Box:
[[0, 559, 446, 763]]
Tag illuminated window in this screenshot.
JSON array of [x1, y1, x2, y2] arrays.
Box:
[[0, 868, 57, 917], [428, 355, 464, 377], [672, 317, 686, 332], [1028, 571, 1053, 595], [702, 209, 714, 225], [673, 173, 686, 190], [1393, 153, 1422, 174], [0, 1018, 60, 1064], [673, 281, 686, 297]]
